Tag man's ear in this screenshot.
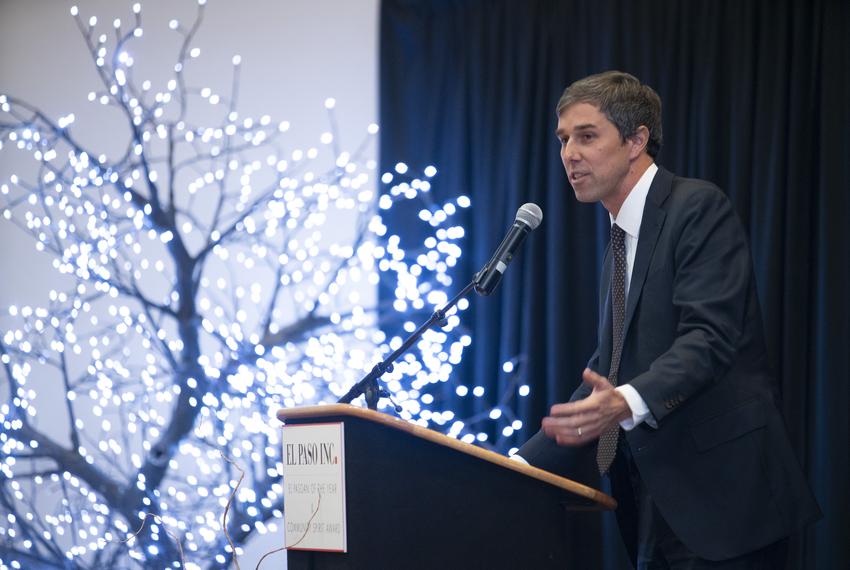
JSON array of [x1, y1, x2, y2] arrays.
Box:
[[627, 125, 650, 159]]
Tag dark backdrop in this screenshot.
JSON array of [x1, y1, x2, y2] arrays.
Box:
[[379, 0, 849, 568]]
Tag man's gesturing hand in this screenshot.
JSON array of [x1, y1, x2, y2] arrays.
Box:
[[541, 368, 632, 446]]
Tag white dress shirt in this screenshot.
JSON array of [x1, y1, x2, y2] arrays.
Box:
[[611, 162, 658, 430]]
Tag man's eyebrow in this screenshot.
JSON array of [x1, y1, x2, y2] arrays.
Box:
[[555, 123, 598, 137]]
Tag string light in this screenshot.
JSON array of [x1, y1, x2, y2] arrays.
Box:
[[0, 1, 531, 567]]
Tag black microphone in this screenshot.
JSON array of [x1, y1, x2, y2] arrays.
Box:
[[473, 203, 542, 295]]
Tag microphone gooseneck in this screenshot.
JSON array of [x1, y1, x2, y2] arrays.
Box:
[[338, 202, 542, 410]]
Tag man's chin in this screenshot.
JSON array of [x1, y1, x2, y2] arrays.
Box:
[[572, 188, 598, 204]]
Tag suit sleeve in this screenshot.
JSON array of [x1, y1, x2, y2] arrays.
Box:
[[628, 186, 751, 423], [515, 347, 598, 469], [516, 428, 597, 481]]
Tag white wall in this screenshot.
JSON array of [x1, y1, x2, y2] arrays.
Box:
[[0, 0, 378, 305], [0, 0, 378, 566]]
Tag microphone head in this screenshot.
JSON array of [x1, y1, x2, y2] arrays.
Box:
[[515, 202, 543, 230]]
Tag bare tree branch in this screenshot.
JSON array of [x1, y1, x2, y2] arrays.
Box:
[[0, 3, 514, 569]]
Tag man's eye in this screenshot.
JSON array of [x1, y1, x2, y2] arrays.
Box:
[[582, 133, 594, 142]]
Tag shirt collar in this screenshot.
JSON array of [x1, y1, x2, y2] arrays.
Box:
[[610, 162, 658, 239]]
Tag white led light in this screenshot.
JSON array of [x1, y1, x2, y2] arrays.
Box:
[[0, 13, 513, 558]]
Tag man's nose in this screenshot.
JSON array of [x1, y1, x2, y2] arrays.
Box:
[[562, 140, 580, 162]]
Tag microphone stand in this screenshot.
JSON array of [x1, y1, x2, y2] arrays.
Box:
[[337, 279, 476, 410]]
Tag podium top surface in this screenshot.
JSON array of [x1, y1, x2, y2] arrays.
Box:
[[277, 404, 616, 510]]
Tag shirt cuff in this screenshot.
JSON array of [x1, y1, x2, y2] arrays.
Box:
[[616, 384, 656, 430]]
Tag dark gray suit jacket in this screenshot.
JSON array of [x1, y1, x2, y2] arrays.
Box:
[[519, 167, 820, 561]]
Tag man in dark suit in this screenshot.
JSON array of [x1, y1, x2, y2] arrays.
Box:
[[517, 71, 820, 568]]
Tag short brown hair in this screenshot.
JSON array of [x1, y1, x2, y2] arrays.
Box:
[[557, 71, 663, 159]]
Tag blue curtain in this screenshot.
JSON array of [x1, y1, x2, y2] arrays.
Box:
[[379, 0, 849, 567]]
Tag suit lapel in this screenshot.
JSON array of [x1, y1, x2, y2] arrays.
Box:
[[622, 168, 673, 341]]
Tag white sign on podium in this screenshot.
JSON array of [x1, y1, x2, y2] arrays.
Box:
[[282, 422, 347, 552]]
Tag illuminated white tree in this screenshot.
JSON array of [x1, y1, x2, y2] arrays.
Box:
[[0, 2, 529, 568]]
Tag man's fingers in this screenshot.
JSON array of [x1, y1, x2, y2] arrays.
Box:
[[549, 370, 612, 417], [542, 413, 594, 431], [546, 421, 602, 446], [550, 397, 598, 417], [583, 367, 612, 390], [542, 413, 605, 439], [543, 369, 619, 447], [550, 401, 576, 416], [545, 408, 600, 424]]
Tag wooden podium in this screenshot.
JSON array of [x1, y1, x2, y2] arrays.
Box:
[[277, 404, 615, 569]]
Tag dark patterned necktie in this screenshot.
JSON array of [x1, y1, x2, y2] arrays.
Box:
[[597, 223, 627, 475]]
